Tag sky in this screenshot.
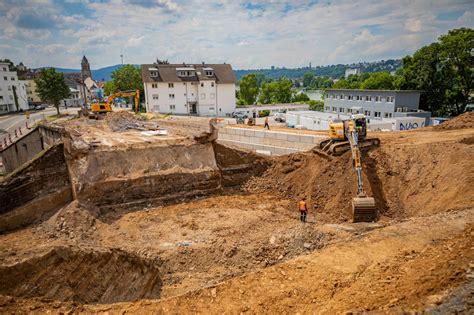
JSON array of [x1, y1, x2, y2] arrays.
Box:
[[0, 0, 473, 70]]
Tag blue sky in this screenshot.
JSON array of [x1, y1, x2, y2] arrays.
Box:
[[0, 0, 473, 70]]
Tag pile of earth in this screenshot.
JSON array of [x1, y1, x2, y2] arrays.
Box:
[[243, 134, 474, 222], [434, 112, 474, 130]]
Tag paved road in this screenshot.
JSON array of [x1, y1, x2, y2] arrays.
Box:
[[0, 107, 78, 143]]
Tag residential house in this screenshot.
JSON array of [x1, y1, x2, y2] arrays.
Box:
[[0, 62, 28, 114], [141, 62, 236, 116], [344, 68, 361, 78], [25, 79, 42, 106]]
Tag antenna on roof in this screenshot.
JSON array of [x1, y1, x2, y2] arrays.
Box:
[[120, 50, 124, 65]]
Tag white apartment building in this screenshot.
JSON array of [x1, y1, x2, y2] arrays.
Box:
[[141, 63, 236, 117], [0, 62, 28, 114]]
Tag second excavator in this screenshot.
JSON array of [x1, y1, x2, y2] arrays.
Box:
[[320, 114, 380, 222], [90, 89, 140, 116]]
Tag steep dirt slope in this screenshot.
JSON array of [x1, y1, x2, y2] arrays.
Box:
[[244, 128, 474, 222]]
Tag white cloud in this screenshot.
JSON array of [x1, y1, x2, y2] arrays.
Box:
[[0, 0, 472, 69]]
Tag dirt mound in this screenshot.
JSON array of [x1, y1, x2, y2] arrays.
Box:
[[0, 247, 162, 303], [244, 152, 360, 222], [244, 137, 474, 222], [39, 201, 112, 242], [434, 112, 474, 130]]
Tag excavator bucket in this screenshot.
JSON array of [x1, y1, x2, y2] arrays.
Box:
[[352, 197, 377, 222]]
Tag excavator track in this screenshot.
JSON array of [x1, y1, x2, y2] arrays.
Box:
[[352, 197, 377, 222], [320, 138, 380, 156]]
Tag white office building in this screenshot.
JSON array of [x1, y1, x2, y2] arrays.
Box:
[[141, 63, 236, 117], [0, 62, 28, 114]]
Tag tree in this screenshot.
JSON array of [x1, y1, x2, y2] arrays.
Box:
[[303, 72, 314, 87], [258, 77, 294, 104], [400, 28, 473, 115], [239, 74, 259, 105], [438, 28, 473, 115], [273, 77, 294, 103], [35, 68, 70, 115], [110, 64, 143, 94], [103, 81, 115, 96], [254, 73, 272, 87], [292, 92, 310, 102], [308, 100, 324, 111], [360, 72, 395, 89]]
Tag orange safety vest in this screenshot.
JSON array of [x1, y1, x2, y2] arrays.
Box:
[[299, 200, 307, 211]]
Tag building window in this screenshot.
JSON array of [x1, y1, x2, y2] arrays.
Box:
[[339, 107, 344, 113], [325, 106, 330, 111], [201, 93, 205, 100], [375, 96, 380, 102], [364, 110, 371, 116], [0, 96, 3, 100], [374, 111, 381, 118], [152, 94, 159, 100], [200, 83, 204, 87], [152, 83, 157, 88], [170, 104, 176, 110], [332, 106, 337, 112], [169, 94, 175, 99], [3, 76, 7, 81], [340, 95, 343, 100], [210, 93, 215, 99], [384, 112, 393, 118], [11, 77, 15, 81], [211, 82, 215, 87], [205, 70, 214, 76], [365, 96, 369, 101], [150, 71, 158, 77], [169, 83, 174, 88], [387, 96, 394, 102], [2, 67, 6, 71], [7, 85, 11, 91]]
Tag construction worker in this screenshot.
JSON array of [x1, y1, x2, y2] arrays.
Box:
[[298, 197, 308, 223], [264, 116, 270, 130]]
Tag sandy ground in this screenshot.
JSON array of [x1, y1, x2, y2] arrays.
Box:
[[0, 113, 473, 313]]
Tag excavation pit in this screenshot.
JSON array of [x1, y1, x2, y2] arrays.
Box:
[[0, 247, 162, 304]]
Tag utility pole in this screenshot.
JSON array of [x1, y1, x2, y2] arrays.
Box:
[[120, 50, 124, 65]]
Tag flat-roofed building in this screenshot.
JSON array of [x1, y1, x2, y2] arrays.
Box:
[[324, 89, 427, 120]]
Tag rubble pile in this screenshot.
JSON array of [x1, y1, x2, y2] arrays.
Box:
[[106, 111, 162, 132]]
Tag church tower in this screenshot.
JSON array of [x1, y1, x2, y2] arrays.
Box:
[[81, 55, 92, 79]]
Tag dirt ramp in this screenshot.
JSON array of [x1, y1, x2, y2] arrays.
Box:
[[0, 247, 162, 303]]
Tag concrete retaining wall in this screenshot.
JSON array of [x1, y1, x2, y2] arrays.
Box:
[[218, 127, 326, 155]]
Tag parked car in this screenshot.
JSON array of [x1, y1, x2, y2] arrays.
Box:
[[34, 105, 45, 110], [274, 112, 286, 122], [232, 111, 248, 119]]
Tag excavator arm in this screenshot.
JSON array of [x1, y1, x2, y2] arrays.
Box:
[[104, 90, 140, 113], [345, 119, 377, 222]]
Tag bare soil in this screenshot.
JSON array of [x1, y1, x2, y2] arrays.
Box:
[[0, 114, 473, 313]]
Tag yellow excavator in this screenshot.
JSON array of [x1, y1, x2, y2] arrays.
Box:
[[91, 89, 140, 115], [320, 114, 380, 222]]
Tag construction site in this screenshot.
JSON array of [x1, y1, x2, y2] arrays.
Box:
[[0, 111, 473, 314]]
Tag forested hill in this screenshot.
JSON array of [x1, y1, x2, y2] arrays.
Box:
[[46, 59, 401, 81], [234, 59, 402, 81]]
